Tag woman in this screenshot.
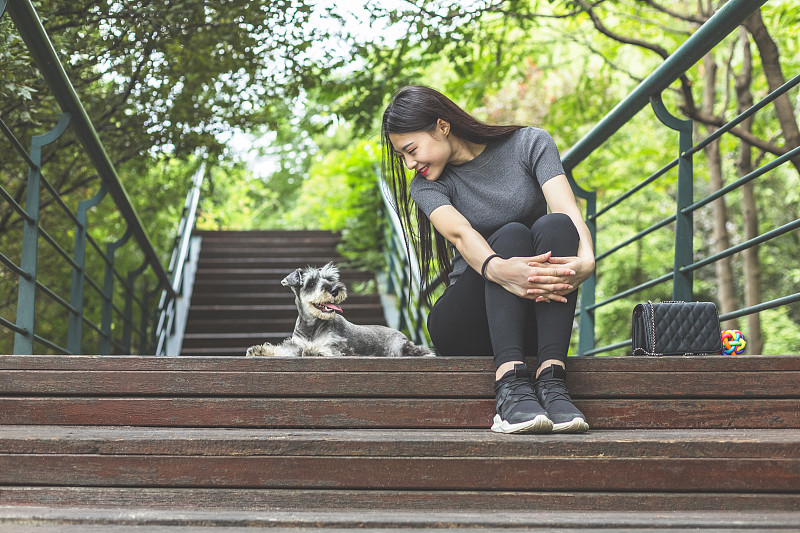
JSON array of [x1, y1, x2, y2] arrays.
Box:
[[381, 86, 595, 434]]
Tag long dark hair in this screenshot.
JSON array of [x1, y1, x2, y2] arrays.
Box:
[[380, 85, 524, 299]]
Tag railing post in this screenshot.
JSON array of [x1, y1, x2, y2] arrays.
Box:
[[123, 259, 149, 353], [650, 95, 694, 301], [67, 184, 107, 354], [98, 226, 132, 354], [13, 112, 71, 354], [575, 178, 597, 356]]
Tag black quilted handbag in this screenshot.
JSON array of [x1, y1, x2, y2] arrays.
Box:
[[631, 301, 723, 356]]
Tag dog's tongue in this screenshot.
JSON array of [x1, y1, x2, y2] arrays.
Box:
[[324, 303, 343, 314]]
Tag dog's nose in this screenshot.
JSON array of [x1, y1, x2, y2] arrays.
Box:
[[330, 288, 338, 298]]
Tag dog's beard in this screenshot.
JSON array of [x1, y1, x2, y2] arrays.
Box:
[[304, 291, 346, 321]]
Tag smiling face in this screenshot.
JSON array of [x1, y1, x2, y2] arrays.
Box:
[[388, 120, 454, 182]]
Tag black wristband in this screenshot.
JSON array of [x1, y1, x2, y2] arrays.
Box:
[[481, 253, 502, 279]]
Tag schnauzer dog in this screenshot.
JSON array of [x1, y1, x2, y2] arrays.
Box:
[[246, 263, 434, 357]]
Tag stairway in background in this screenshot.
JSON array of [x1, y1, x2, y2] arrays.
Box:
[[181, 230, 386, 356]]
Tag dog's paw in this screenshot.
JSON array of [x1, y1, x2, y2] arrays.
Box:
[[402, 343, 436, 357], [246, 343, 277, 357]]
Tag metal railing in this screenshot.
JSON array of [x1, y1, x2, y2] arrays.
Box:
[[0, 1, 196, 354], [155, 163, 205, 356], [561, 0, 799, 355], [377, 176, 430, 346], [378, 0, 798, 356]]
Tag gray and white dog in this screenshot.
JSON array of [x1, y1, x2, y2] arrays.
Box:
[[246, 263, 433, 357]]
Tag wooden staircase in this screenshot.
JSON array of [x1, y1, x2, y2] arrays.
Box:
[[1, 354, 799, 529], [181, 230, 387, 356], [1, 231, 799, 530]]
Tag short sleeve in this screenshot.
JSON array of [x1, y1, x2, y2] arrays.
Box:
[[525, 128, 566, 187], [410, 176, 452, 218]]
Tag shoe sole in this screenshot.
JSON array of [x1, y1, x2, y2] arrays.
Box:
[[490, 414, 553, 434], [552, 417, 590, 433]]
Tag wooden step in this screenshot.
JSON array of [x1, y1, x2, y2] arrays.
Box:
[[1, 355, 798, 429], [193, 268, 375, 282], [179, 332, 292, 349], [1, 507, 798, 530], [3, 486, 799, 513], [186, 303, 385, 321], [187, 292, 380, 306], [183, 318, 297, 334], [2, 354, 799, 527], [0, 426, 798, 492], [196, 256, 348, 267], [196, 247, 342, 258]]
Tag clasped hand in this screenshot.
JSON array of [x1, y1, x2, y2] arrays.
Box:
[[488, 251, 593, 303]]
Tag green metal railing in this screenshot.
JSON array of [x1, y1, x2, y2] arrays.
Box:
[[562, 0, 799, 355], [0, 1, 198, 354], [379, 0, 799, 355], [378, 176, 430, 346]]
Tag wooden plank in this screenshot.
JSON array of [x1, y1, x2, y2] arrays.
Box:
[[1, 398, 798, 429], [582, 399, 800, 429], [3, 354, 799, 372], [1, 427, 798, 459], [187, 293, 380, 305], [0, 398, 494, 428], [2, 370, 799, 399], [2, 487, 798, 512], [197, 257, 348, 266], [199, 248, 343, 257], [1, 454, 798, 492], [194, 268, 374, 279], [0, 355, 494, 372], [0, 371, 493, 397], [567, 354, 800, 372], [2, 507, 800, 530]]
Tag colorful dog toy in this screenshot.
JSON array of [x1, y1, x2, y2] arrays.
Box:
[[720, 330, 746, 355]]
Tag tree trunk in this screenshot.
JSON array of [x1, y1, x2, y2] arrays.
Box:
[[742, 10, 800, 174], [701, 53, 739, 329], [734, 27, 764, 354]]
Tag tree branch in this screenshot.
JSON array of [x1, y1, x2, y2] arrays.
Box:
[[638, 0, 706, 24], [681, 106, 792, 157], [574, 0, 670, 60]]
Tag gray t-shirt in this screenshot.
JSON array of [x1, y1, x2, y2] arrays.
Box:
[[410, 126, 565, 284]]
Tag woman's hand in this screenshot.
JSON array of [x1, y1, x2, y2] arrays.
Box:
[[485, 252, 577, 302], [530, 255, 595, 302]]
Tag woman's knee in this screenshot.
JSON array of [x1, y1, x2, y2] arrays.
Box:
[[488, 222, 535, 257], [531, 213, 579, 253]]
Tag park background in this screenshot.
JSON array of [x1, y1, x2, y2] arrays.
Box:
[[1, 0, 798, 355]]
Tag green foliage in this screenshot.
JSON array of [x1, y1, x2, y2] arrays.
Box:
[[761, 307, 800, 355], [280, 140, 385, 272]]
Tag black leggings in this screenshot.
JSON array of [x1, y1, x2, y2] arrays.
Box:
[[427, 213, 580, 370]]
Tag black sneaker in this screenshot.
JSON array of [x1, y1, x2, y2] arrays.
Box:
[[491, 364, 553, 434], [534, 365, 589, 433]]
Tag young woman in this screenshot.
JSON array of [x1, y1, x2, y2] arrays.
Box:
[[381, 85, 595, 434]]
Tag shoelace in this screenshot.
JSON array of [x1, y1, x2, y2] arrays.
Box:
[[537, 378, 574, 406], [499, 378, 539, 411]]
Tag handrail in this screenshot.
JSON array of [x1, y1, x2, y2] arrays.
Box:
[[155, 163, 205, 356], [561, 0, 768, 173], [561, 0, 798, 355], [377, 175, 431, 347], [1, 1, 190, 354], [5, 0, 173, 292]]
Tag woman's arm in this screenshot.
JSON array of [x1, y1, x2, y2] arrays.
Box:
[[539, 174, 595, 298], [428, 204, 575, 300]]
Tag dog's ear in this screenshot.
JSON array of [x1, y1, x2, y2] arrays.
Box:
[[281, 268, 304, 288]]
